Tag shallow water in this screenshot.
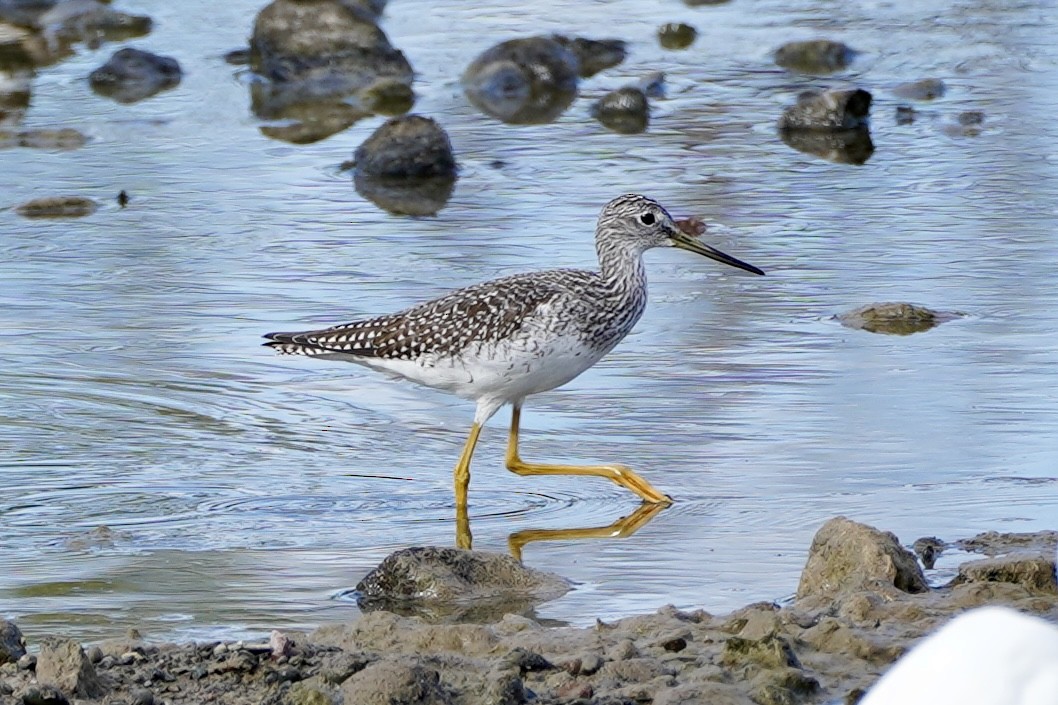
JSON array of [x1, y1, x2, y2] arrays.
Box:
[[2, 0, 1058, 642]]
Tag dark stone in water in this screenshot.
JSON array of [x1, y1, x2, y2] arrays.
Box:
[[0, 619, 26, 664], [354, 114, 456, 179], [462, 36, 579, 124], [551, 35, 625, 77], [591, 86, 648, 134], [773, 39, 856, 74], [778, 88, 871, 130], [658, 22, 697, 50], [89, 47, 181, 104]]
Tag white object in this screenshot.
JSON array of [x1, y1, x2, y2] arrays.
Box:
[[862, 606, 1058, 705]]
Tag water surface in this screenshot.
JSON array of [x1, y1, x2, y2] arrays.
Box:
[[2, 0, 1058, 642]]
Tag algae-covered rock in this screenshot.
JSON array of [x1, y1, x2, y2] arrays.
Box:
[[658, 22, 696, 50], [15, 195, 96, 217], [774, 39, 855, 74], [356, 546, 569, 609], [837, 302, 950, 335], [797, 517, 928, 601]]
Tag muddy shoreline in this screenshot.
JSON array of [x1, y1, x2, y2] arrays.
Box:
[[2, 517, 1055, 705]]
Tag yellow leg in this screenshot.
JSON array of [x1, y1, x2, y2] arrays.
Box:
[[456, 502, 472, 550], [453, 422, 483, 509], [505, 405, 673, 504]]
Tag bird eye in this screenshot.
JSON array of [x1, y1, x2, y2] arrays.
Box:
[[639, 212, 656, 226]]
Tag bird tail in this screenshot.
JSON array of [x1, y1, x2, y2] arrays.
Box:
[[262, 331, 331, 357]]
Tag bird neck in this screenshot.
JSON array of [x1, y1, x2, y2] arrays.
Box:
[[597, 238, 648, 300]]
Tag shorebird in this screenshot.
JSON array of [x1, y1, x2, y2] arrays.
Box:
[[264, 194, 763, 508]]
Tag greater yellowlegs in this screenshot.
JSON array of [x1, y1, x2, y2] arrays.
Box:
[[265, 194, 763, 508]]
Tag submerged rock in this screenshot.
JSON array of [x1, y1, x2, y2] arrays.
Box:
[[255, 94, 367, 143], [462, 36, 579, 124], [15, 195, 96, 217], [837, 302, 956, 335], [779, 126, 874, 165], [551, 35, 625, 77], [0, 619, 25, 664], [892, 78, 946, 101], [796, 516, 928, 603], [591, 85, 649, 134], [355, 546, 570, 617], [778, 88, 871, 130], [354, 114, 456, 179], [88, 47, 180, 103], [658, 22, 697, 49], [1, 1, 151, 66], [773, 39, 856, 74]]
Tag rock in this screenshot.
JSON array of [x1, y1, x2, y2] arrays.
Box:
[[15, 195, 97, 217], [355, 546, 569, 613], [88, 48, 181, 103], [751, 667, 820, 705], [836, 303, 954, 335], [288, 677, 341, 705], [462, 36, 578, 124], [913, 537, 945, 570], [860, 607, 1058, 705], [35, 639, 105, 699], [895, 105, 915, 125], [255, 94, 367, 143], [943, 110, 985, 137], [779, 126, 874, 165], [249, 0, 411, 90], [892, 78, 946, 101], [778, 88, 871, 130], [551, 35, 625, 77], [353, 115, 456, 179], [18, 653, 36, 670], [957, 530, 1058, 557], [796, 517, 928, 602], [12, 127, 86, 149], [658, 23, 696, 50], [720, 634, 801, 670], [16, 684, 69, 705], [773, 39, 855, 74], [951, 554, 1058, 595], [591, 85, 648, 134], [340, 660, 452, 705], [0, 620, 25, 664], [360, 76, 414, 115]]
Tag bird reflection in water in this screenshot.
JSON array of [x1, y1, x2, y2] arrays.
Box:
[[456, 501, 668, 561]]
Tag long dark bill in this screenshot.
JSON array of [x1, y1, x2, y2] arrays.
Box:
[[670, 231, 765, 276]]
